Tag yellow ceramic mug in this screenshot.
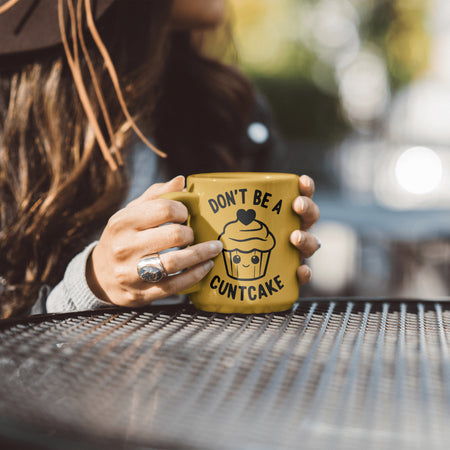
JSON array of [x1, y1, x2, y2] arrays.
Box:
[[163, 172, 301, 314]]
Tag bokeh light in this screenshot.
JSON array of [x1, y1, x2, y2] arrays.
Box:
[[228, 0, 450, 298], [395, 146, 442, 195], [388, 79, 450, 145], [247, 122, 269, 144], [337, 49, 390, 127], [309, 221, 358, 295]]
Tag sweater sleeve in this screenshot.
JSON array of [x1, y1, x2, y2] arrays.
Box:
[[46, 241, 113, 313]]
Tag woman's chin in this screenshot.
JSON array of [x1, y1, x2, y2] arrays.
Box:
[[170, 0, 226, 30]]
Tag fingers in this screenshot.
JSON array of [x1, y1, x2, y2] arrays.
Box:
[[158, 241, 223, 275], [293, 174, 319, 231], [128, 242, 223, 306], [299, 175, 315, 198], [290, 230, 321, 258], [291, 229, 320, 286], [92, 174, 322, 306], [297, 265, 312, 286], [140, 260, 216, 303], [292, 196, 320, 231], [134, 175, 185, 203], [293, 175, 319, 287], [109, 175, 189, 232], [112, 224, 194, 261], [90, 175, 227, 307], [95, 239, 223, 308], [108, 198, 189, 232]]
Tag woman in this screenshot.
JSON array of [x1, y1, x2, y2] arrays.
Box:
[[0, 0, 320, 318]]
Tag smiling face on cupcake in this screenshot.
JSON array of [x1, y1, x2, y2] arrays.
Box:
[[219, 209, 276, 280]]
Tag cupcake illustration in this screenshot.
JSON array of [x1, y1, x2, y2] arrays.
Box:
[[219, 209, 276, 281]]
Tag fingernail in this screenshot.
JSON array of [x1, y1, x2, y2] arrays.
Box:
[[169, 175, 185, 184], [294, 197, 305, 212], [296, 230, 304, 245], [300, 175, 311, 189], [306, 266, 312, 280], [209, 240, 223, 253], [204, 260, 214, 271]]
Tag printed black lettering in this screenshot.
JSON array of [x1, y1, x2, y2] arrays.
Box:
[[208, 199, 219, 214], [227, 283, 237, 299], [261, 192, 272, 208], [253, 189, 262, 205], [210, 275, 220, 289], [218, 280, 228, 295], [217, 194, 227, 209], [225, 191, 236, 207], [265, 279, 278, 295], [213, 275, 283, 301], [274, 275, 284, 290], [239, 188, 247, 204], [272, 199, 282, 215], [258, 284, 268, 298]]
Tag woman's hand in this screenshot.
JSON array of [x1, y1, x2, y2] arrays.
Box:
[[87, 176, 223, 307], [290, 175, 321, 285]]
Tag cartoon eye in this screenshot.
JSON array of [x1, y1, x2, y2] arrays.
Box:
[[233, 255, 241, 264], [251, 255, 260, 264]]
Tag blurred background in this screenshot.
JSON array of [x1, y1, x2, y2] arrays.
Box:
[[229, 0, 450, 298]]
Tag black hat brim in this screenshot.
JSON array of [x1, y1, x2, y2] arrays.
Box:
[[0, 0, 115, 55]]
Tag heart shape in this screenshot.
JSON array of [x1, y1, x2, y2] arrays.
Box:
[[236, 209, 256, 225]]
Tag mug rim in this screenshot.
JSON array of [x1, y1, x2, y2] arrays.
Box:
[[187, 172, 298, 181]]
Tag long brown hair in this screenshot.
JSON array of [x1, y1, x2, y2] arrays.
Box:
[[0, 0, 254, 318]]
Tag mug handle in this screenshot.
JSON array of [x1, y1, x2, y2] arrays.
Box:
[[160, 191, 199, 214], [160, 191, 201, 295]]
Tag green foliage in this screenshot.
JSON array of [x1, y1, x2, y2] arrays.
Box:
[[231, 0, 430, 140], [251, 75, 349, 141]]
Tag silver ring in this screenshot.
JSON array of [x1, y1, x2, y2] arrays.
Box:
[[137, 254, 168, 283]]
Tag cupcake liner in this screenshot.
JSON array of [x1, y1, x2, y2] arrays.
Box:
[[222, 249, 271, 281]]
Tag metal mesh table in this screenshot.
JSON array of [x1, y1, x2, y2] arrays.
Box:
[[0, 299, 450, 449]]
